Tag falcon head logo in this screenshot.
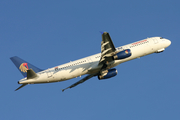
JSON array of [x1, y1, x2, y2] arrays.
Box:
[[125, 50, 128, 54], [19, 63, 29, 73]]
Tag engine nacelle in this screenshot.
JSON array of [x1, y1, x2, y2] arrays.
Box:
[[113, 49, 132, 60], [98, 68, 118, 80]]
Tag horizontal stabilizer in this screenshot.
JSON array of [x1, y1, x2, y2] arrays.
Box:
[[15, 84, 27, 91], [27, 69, 38, 79]]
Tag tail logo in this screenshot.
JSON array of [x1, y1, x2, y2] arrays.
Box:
[[19, 63, 29, 73]]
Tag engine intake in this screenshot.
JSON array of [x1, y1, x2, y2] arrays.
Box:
[[98, 68, 118, 80], [113, 49, 131, 60]]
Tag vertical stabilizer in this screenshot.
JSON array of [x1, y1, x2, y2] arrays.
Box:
[[10, 56, 43, 77]]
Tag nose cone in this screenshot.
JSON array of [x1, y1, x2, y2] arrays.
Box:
[[163, 39, 171, 48], [166, 39, 171, 47]]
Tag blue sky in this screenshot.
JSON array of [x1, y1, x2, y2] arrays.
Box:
[[1, 0, 180, 120]]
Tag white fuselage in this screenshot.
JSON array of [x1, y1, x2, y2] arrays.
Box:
[[19, 37, 171, 84]]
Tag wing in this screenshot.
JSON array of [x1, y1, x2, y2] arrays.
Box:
[[99, 32, 116, 66], [62, 32, 117, 91], [62, 74, 96, 92]]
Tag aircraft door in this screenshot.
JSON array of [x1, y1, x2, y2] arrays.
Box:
[[46, 69, 53, 77], [153, 38, 158, 44], [122, 46, 128, 50], [87, 57, 93, 63]]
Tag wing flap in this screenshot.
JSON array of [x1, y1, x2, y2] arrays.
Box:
[[101, 32, 116, 53], [99, 32, 116, 65]]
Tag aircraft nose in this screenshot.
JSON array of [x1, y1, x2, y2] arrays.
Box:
[[166, 39, 171, 46]]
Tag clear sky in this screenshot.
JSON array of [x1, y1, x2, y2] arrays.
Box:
[[1, 0, 180, 120]]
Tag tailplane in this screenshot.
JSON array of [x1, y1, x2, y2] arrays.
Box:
[[15, 84, 27, 91], [10, 56, 43, 77], [14, 69, 38, 91]]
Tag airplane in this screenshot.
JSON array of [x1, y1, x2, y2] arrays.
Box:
[[10, 32, 171, 92]]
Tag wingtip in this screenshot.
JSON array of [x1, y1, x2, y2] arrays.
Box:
[[99, 31, 108, 35], [99, 31, 104, 35], [61, 88, 68, 92], [61, 89, 65, 92]]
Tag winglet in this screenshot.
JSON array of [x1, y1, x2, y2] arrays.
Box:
[[99, 31, 104, 35]]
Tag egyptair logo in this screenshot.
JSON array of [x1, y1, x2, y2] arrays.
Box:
[[125, 50, 128, 54], [19, 63, 29, 73]]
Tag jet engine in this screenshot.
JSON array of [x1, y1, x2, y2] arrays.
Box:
[[113, 49, 131, 60], [98, 68, 118, 80]]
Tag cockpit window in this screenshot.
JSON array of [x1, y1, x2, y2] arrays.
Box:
[[160, 37, 164, 39]]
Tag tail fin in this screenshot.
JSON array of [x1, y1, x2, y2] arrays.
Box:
[[10, 56, 43, 77]]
